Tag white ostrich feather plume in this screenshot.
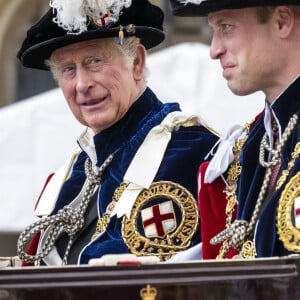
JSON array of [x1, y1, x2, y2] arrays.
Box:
[[50, 0, 132, 34]]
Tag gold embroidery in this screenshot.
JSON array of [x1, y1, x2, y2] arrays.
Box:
[[240, 240, 256, 259], [227, 164, 242, 182], [276, 141, 300, 190], [121, 181, 199, 261], [216, 115, 298, 259], [277, 172, 300, 252], [216, 127, 249, 259], [91, 183, 128, 241]]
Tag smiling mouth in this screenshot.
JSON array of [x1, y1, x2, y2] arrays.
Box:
[[222, 65, 235, 77], [223, 64, 234, 70], [83, 96, 107, 106]]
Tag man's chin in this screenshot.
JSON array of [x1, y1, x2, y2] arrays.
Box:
[[227, 82, 253, 97]]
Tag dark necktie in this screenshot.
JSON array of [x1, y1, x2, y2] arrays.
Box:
[[267, 126, 280, 193]]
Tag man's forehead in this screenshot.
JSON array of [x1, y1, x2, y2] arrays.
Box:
[[52, 38, 115, 57], [208, 9, 233, 25], [208, 7, 255, 24]]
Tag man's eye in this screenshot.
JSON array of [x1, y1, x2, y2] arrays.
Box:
[[92, 58, 102, 64], [58, 66, 75, 79], [221, 24, 233, 33], [62, 66, 75, 74], [88, 57, 102, 65], [87, 57, 104, 71]]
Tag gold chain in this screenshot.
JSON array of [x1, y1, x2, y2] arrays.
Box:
[[276, 141, 300, 190], [216, 123, 250, 259], [91, 182, 128, 241], [216, 115, 298, 259]]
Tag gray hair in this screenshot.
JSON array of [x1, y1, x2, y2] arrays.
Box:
[[46, 36, 147, 81], [116, 36, 141, 67]]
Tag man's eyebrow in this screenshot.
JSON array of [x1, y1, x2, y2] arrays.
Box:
[[208, 15, 222, 27]]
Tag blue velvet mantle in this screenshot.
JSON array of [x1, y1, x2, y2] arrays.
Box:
[[237, 76, 300, 257], [51, 87, 218, 264]]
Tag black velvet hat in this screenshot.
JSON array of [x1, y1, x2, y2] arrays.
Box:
[[170, 0, 300, 17], [18, 0, 165, 70]]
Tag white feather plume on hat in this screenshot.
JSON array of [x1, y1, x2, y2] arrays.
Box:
[[50, 0, 132, 34]]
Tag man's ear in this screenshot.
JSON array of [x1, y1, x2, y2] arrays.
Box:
[[276, 6, 294, 38], [133, 44, 146, 81]]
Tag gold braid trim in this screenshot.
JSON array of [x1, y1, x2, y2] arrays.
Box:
[[216, 123, 250, 259], [277, 171, 300, 252]]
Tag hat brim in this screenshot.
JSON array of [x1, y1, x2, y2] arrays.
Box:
[[172, 0, 300, 17], [20, 26, 165, 70]]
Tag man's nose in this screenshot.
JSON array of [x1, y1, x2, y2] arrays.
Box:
[[76, 67, 94, 93], [210, 34, 225, 60]]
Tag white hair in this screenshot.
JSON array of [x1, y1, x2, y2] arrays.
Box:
[[50, 0, 132, 34], [46, 36, 147, 81]]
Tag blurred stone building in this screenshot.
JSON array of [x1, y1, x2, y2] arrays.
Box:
[[0, 0, 211, 108]]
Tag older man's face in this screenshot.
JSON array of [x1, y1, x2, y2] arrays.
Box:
[[51, 38, 144, 134]]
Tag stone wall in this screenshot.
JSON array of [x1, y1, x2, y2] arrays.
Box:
[[0, 0, 49, 107]]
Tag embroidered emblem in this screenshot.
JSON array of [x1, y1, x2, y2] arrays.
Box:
[[141, 201, 176, 238], [92, 12, 112, 28], [277, 171, 300, 252], [121, 181, 199, 261], [294, 196, 300, 229]]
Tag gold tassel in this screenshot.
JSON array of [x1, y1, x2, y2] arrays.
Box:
[[116, 25, 124, 45]]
